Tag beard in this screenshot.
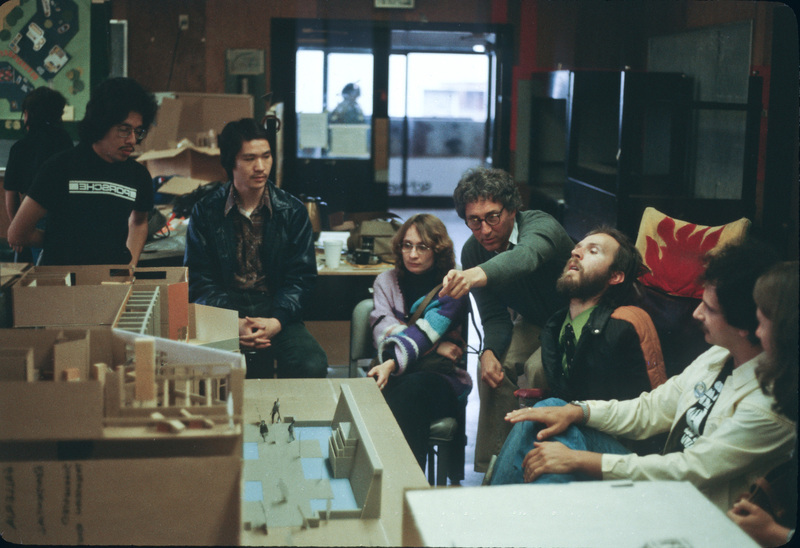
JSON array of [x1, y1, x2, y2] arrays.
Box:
[[556, 266, 613, 301]]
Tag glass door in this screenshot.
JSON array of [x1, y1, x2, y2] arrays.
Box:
[[388, 30, 497, 207], [271, 20, 510, 212]]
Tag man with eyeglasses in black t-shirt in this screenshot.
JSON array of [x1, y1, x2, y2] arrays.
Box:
[[9, 77, 157, 267]]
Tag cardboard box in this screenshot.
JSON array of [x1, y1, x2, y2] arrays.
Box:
[[143, 92, 253, 152], [137, 143, 227, 182], [0, 327, 245, 545], [155, 175, 211, 196]]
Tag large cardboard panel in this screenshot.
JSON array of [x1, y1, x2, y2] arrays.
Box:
[[13, 285, 132, 328], [26, 265, 133, 285], [0, 456, 241, 545], [0, 380, 104, 440]]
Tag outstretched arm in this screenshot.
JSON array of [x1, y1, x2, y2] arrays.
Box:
[[505, 401, 585, 440], [439, 266, 487, 299]]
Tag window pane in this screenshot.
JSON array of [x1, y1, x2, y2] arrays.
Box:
[[296, 50, 324, 113], [406, 53, 488, 121], [327, 53, 373, 117]]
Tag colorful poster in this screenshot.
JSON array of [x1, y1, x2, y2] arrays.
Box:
[[0, 0, 90, 125]]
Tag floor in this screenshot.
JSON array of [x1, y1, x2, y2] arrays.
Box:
[[391, 208, 485, 487]]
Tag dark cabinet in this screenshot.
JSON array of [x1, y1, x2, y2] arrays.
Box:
[[527, 70, 570, 224], [563, 71, 692, 240]]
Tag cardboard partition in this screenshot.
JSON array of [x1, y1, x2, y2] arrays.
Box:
[[187, 303, 239, 351], [0, 380, 105, 441], [23, 264, 134, 285], [0, 262, 31, 289], [133, 266, 189, 340], [13, 284, 132, 328], [11, 265, 189, 340]]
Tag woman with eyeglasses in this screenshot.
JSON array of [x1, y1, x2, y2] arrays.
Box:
[[368, 213, 472, 474]]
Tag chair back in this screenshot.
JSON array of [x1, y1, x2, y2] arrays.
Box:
[[349, 298, 375, 377]]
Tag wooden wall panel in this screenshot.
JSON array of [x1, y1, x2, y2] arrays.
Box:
[[112, 0, 207, 93]]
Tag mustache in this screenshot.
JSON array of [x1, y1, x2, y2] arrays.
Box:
[[564, 259, 582, 272]]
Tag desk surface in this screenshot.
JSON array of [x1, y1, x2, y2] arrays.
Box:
[[316, 250, 393, 276], [241, 378, 429, 546], [403, 481, 759, 547]]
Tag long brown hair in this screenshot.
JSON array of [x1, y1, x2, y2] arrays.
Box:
[[752, 261, 798, 422], [391, 214, 455, 279]]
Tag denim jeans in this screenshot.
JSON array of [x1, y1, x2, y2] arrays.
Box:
[[490, 398, 631, 485]]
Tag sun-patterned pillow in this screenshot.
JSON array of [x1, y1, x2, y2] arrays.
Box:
[[635, 207, 750, 298]]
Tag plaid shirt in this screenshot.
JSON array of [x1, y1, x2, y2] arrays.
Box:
[[224, 186, 272, 292]]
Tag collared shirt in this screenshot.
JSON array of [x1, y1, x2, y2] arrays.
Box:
[[224, 186, 272, 292], [508, 219, 520, 248], [558, 305, 597, 375], [494, 219, 520, 255]]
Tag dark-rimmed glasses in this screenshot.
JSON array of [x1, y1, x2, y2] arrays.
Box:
[[465, 208, 504, 230], [116, 124, 148, 143]]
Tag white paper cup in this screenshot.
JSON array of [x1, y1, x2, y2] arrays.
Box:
[[323, 240, 343, 269]]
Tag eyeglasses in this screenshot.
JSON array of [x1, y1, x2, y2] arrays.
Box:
[[116, 124, 148, 143], [465, 208, 504, 230], [401, 241, 431, 254]]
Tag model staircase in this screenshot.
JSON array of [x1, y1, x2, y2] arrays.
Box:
[[328, 421, 359, 478]]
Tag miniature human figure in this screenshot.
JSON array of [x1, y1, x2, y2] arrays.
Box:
[[4, 87, 73, 263], [328, 83, 365, 124], [727, 261, 798, 547], [185, 118, 328, 379], [288, 419, 295, 442], [368, 214, 472, 472], [8, 78, 158, 266], [489, 240, 795, 514], [260, 419, 269, 441], [439, 167, 573, 472], [271, 398, 281, 424]]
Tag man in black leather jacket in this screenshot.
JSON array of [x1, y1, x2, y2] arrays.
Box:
[[184, 118, 327, 378]]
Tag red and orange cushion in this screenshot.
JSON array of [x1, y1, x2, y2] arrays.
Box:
[[634, 207, 750, 299]]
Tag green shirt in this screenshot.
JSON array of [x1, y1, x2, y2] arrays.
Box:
[[559, 305, 597, 375]]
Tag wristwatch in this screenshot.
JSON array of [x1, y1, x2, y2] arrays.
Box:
[[569, 400, 590, 425]]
